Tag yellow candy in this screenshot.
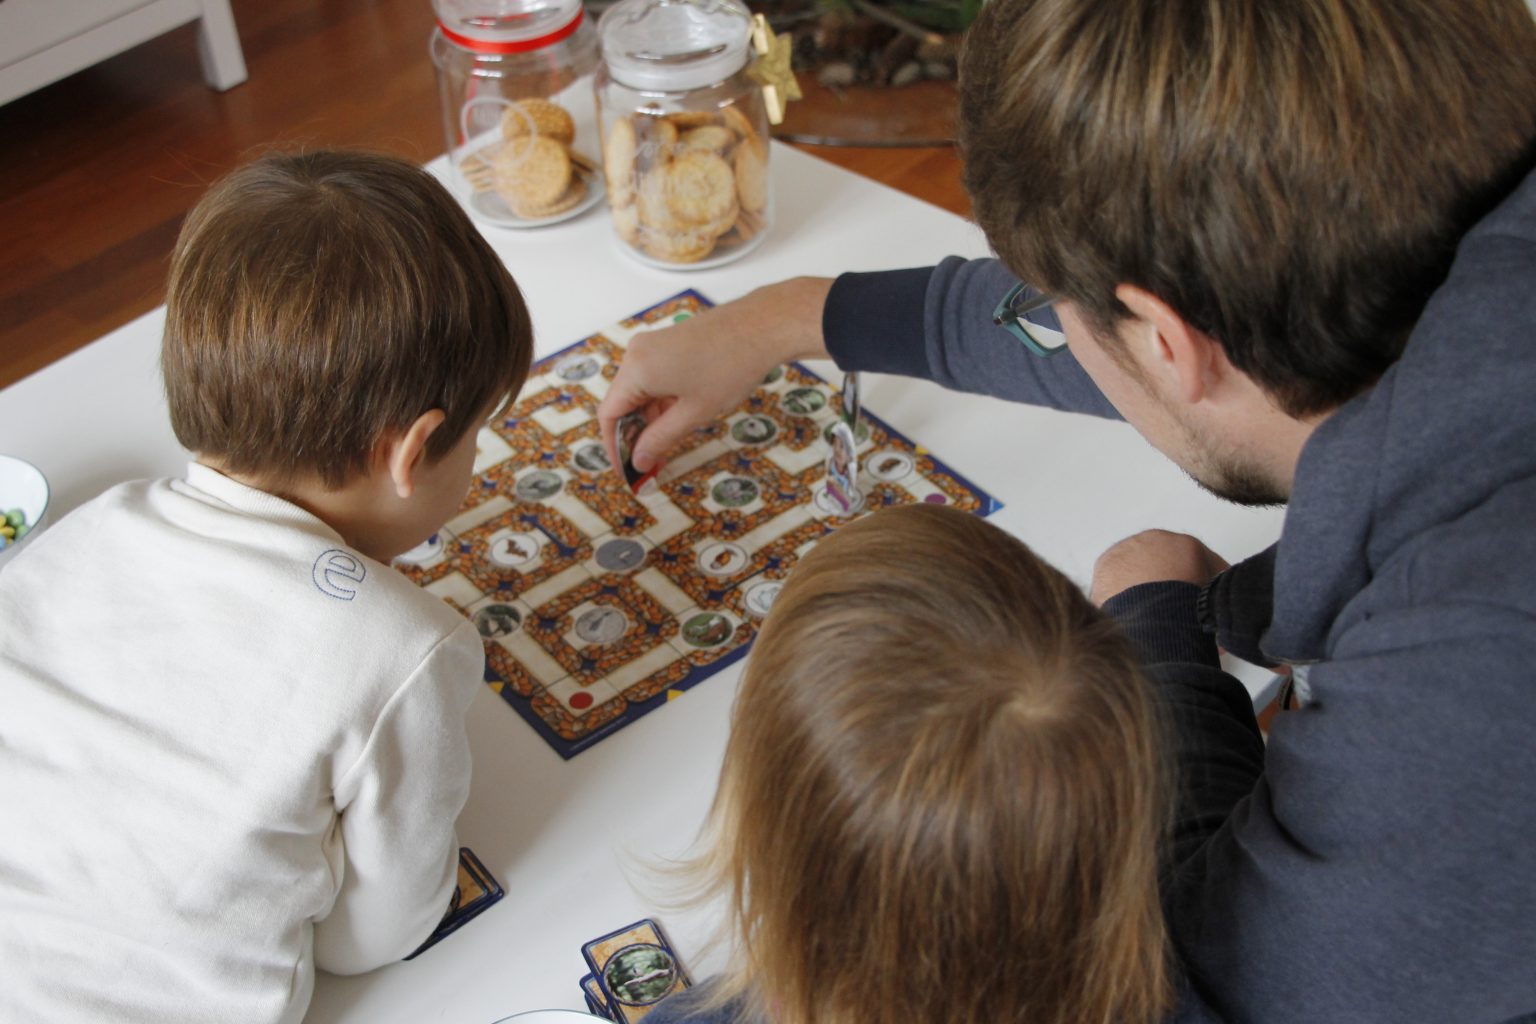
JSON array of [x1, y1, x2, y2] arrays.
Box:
[[0, 526, 13, 539]]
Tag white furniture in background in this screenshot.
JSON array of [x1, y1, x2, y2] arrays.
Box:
[[0, 0, 246, 105]]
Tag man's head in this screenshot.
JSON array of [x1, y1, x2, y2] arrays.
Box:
[[960, 0, 1536, 498], [163, 149, 532, 495]]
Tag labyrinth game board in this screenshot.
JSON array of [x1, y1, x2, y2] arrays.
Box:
[[396, 291, 1001, 758]]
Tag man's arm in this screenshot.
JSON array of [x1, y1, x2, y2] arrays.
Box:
[[599, 258, 1118, 472]]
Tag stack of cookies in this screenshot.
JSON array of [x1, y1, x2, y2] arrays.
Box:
[[461, 98, 597, 222], [603, 102, 770, 265]]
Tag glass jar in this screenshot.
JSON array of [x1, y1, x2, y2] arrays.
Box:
[[595, 0, 772, 268], [430, 0, 603, 228]]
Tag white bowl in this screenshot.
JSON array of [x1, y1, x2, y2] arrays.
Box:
[[0, 455, 50, 570]]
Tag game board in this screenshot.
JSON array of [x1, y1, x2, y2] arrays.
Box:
[[395, 291, 1001, 758]]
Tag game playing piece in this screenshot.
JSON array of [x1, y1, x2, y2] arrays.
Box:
[[394, 291, 1000, 758], [839, 370, 861, 428], [616, 411, 660, 495], [404, 847, 504, 959], [823, 419, 860, 516], [581, 919, 691, 1024]]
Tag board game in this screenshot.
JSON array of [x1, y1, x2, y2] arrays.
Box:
[[395, 291, 1001, 758]]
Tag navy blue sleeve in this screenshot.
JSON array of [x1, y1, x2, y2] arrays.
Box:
[[1102, 582, 1265, 874], [822, 256, 1122, 419]]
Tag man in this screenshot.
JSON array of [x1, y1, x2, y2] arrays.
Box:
[[598, 1, 1536, 1020]]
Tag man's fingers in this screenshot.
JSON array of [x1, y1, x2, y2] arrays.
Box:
[[630, 399, 697, 473]]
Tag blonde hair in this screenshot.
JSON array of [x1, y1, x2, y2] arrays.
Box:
[[960, 0, 1536, 416], [163, 150, 532, 487], [694, 504, 1173, 1024]]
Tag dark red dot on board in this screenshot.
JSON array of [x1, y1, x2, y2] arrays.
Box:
[[925, 493, 948, 504], [569, 691, 594, 710]]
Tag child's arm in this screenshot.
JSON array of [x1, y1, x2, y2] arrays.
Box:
[[312, 623, 485, 974]]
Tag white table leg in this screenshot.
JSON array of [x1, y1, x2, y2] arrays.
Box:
[[196, 0, 247, 91]]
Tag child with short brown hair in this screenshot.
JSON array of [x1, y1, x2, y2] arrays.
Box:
[[650, 503, 1175, 1024], [0, 150, 532, 1023]]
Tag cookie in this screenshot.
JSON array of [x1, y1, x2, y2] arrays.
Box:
[[635, 116, 680, 172], [639, 225, 717, 264], [734, 142, 768, 214], [661, 151, 737, 228], [509, 172, 587, 219], [679, 125, 735, 154], [722, 104, 764, 156], [611, 198, 640, 245], [604, 117, 638, 208], [494, 135, 572, 210], [664, 110, 720, 129], [501, 98, 576, 146]]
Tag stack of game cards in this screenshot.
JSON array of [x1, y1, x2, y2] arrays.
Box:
[[404, 848, 504, 959], [577, 919, 692, 1022]]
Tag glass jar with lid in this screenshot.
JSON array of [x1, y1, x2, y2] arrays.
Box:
[[595, 0, 772, 268], [430, 0, 604, 228]]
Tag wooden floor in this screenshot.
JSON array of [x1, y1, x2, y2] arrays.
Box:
[[0, 0, 969, 391]]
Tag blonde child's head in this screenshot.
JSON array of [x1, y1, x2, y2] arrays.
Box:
[[700, 503, 1173, 1024], [162, 150, 532, 490]]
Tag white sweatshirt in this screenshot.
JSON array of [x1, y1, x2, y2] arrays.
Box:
[[0, 464, 485, 1023]]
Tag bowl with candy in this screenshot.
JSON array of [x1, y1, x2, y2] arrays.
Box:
[[0, 455, 49, 570]]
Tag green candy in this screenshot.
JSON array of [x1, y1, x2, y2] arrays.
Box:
[[3, 509, 23, 529]]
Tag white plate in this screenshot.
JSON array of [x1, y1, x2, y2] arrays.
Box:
[[490, 1011, 611, 1023], [467, 167, 606, 230]]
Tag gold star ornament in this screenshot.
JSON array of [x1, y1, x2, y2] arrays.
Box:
[[746, 14, 801, 125]]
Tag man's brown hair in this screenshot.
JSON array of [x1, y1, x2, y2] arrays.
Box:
[[960, 0, 1536, 415], [691, 504, 1174, 1024], [163, 150, 532, 486]]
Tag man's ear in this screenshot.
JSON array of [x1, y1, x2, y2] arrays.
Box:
[[1115, 284, 1221, 406], [378, 409, 447, 499]]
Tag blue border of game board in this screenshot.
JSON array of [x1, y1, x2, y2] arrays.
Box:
[[492, 290, 1002, 759]]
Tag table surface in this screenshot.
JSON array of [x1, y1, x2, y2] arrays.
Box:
[[0, 145, 1283, 1023]]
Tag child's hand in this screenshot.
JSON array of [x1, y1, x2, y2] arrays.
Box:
[[1090, 529, 1230, 606], [598, 277, 834, 474]]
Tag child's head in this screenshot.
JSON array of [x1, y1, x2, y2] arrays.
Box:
[[702, 504, 1172, 1024], [162, 150, 532, 495]]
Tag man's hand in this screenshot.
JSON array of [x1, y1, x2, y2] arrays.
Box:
[[1090, 529, 1230, 606], [598, 277, 834, 474]]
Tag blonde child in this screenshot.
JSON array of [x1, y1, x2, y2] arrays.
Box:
[[0, 151, 531, 1023], [650, 503, 1177, 1024]]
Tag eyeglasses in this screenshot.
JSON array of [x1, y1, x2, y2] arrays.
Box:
[[992, 283, 1067, 356]]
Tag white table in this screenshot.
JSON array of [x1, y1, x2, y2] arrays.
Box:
[[0, 146, 1283, 1023]]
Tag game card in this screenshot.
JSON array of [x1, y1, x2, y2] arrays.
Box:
[[581, 919, 691, 1023], [581, 973, 614, 1020], [616, 411, 659, 495], [404, 847, 504, 960]]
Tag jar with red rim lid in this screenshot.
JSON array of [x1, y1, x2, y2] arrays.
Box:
[[430, 0, 603, 228], [595, 0, 772, 268]]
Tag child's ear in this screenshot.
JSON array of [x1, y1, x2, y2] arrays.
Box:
[[381, 409, 447, 499]]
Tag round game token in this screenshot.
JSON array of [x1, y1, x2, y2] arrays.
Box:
[[730, 414, 778, 445], [780, 386, 827, 416], [680, 611, 733, 649], [710, 476, 760, 508], [571, 441, 612, 474], [554, 353, 603, 382], [595, 537, 647, 573], [515, 469, 564, 503], [865, 449, 915, 483], [762, 365, 784, 385], [574, 605, 628, 645], [601, 943, 679, 1007], [568, 690, 595, 711], [487, 530, 543, 568], [395, 529, 451, 566], [814, 483, 865, 517], [823, 418, 871, 446], [697, 541, 748, 577], [742, 579, 782, 618], [473, 603, 523, 639]]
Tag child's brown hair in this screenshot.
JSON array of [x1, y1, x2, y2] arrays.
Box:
[[696, 503, 1173, 1024], [163, 150, 532, 487]]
